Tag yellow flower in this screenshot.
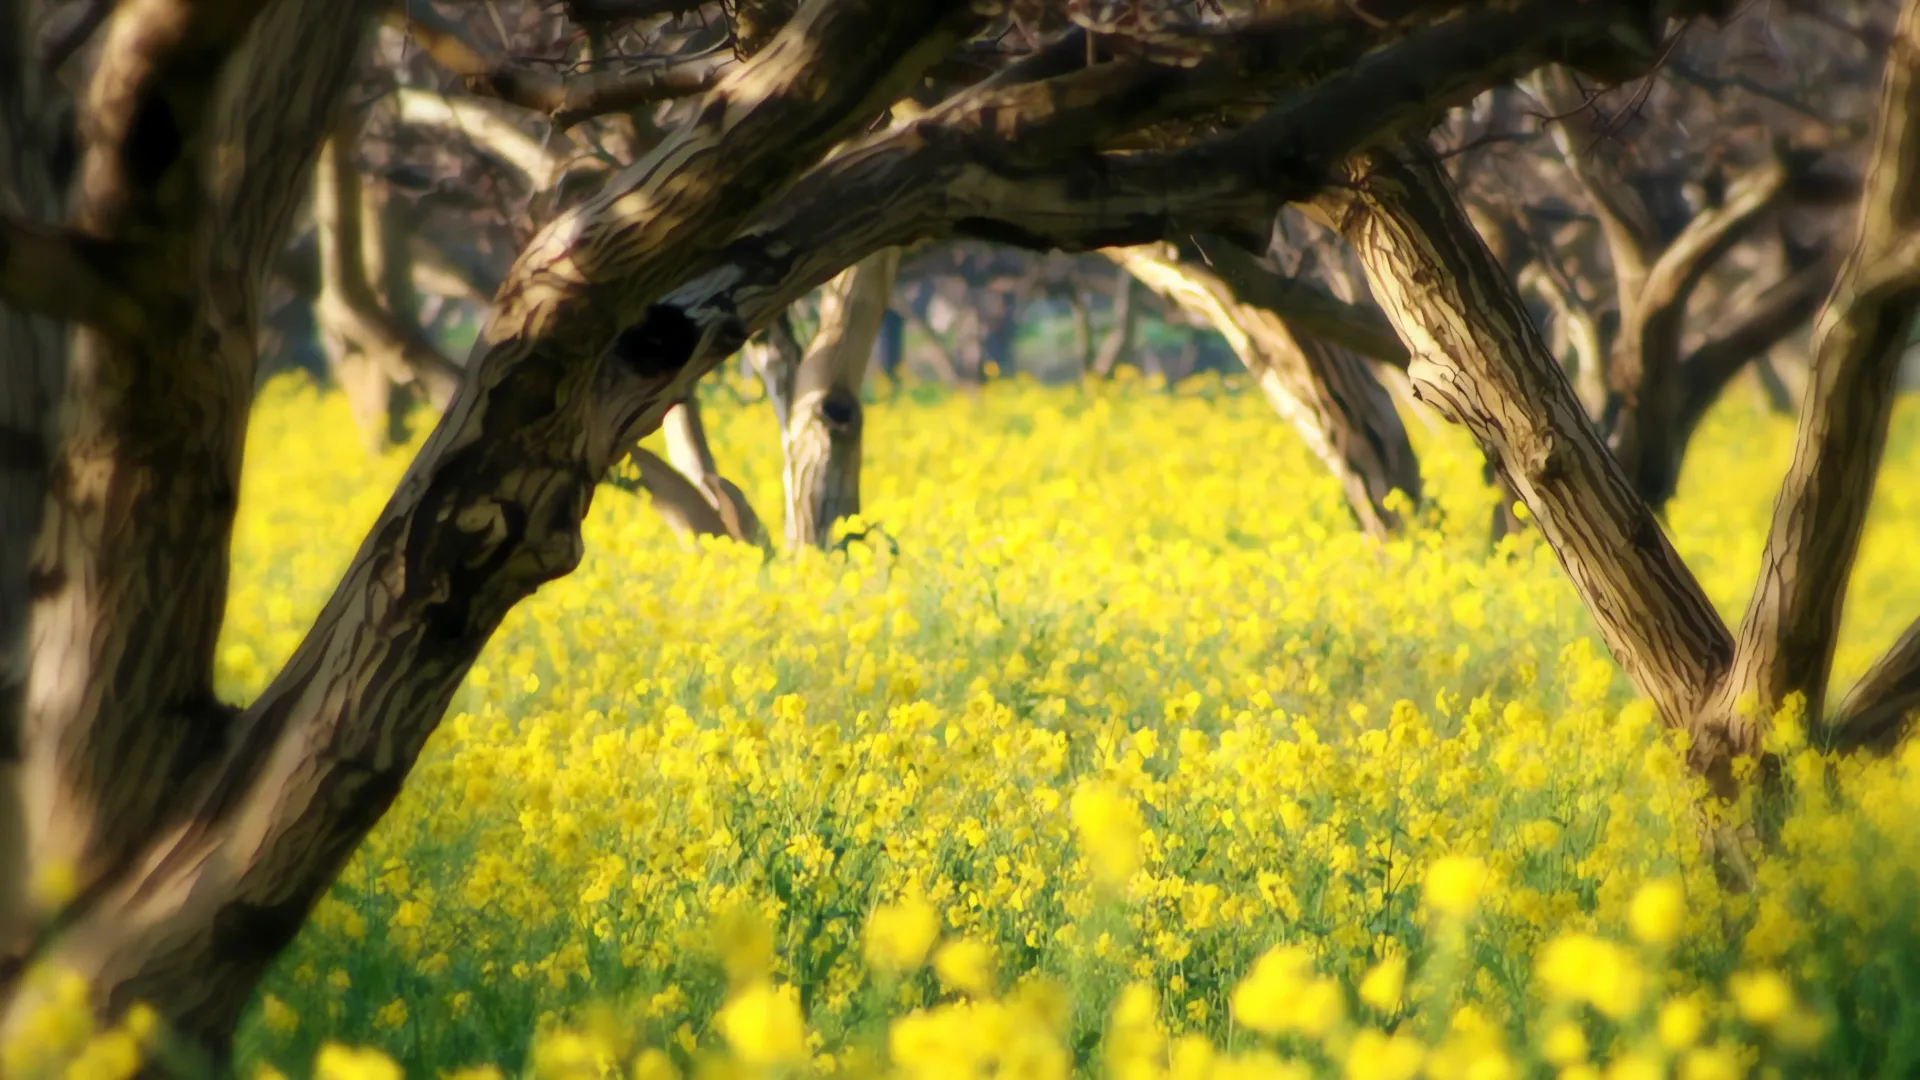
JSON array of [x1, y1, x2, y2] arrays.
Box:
[[632, 1048, 679, 1080], [313, 1043, 402, 1080], [1658, 997, 1706, 1050], [1537, 934, 1645, 1020], [1544, 1021, 1588, 1066], [1678, 1045, 1744, 1080], [865, 896, 941, 972], [1070, 781, 1145, 887], [1231, 946, 1312, 1035], [260, 994, 300, 1037], [1628, 878, 1685, 947], [1345, 1028, 1424, 1080], [1728, 970, 1793, 1027], [933, 938, 997, 997], [373, 997, 408, 1031], [1424, 855, 1490, 919], [1358, 955, 1406, 1013], [717, 981, 807, 1066]]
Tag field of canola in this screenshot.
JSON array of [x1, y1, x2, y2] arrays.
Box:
[[14, 369, 1920, 1080]]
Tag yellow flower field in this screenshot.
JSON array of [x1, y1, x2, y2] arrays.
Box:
[[14, 370, 1920, 1079]]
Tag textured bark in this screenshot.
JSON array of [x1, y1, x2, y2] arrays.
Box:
[[1113, 242, 1421, 539], [0, 0, 64, 974], [1322, 146, 1736, 744], [1721, 0, 1920, 756], [5, 0, 380, 1046], [782, 249, 898, 549]]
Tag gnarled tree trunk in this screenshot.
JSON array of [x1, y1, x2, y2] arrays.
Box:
[[781, 249, 899, 549]]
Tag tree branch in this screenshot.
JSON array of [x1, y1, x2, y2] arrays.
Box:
[[396, 2, 732, 127], [1677, 251, 1841, 428], [1828, 618, 1920, 753], [1114, 241, 1420, 539], [27, 0, 990, 1044]]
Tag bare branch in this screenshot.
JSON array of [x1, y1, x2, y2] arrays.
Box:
[[396, 2, 732, 127]]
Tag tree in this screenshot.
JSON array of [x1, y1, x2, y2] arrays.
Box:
[[1320, 0, 1920, 795], [0, 0, 1772, 1059]]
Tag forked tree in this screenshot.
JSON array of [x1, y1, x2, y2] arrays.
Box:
[[0, 0, 1830, 1063], [1319, 0, 1920, 798]]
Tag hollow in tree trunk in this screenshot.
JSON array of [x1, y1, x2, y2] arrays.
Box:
[[781, 249, 900, 549]]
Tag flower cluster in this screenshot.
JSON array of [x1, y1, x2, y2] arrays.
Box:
[[9, 371, 1920, 1079]]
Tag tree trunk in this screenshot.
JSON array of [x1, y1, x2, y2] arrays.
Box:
[[874, 307, 905, 383], [1321, 144, 1736, 749], [1, 0, 65, 972], [8, 0, 381, 1050], [1092, 266, 1136, 378], [1066, 287, 1095, 375], [782, 249, 899, 549], [1113, 243, 1422, 539]]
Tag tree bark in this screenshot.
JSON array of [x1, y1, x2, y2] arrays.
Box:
[[782, 249, 899, 549], [1112, 242, 1422, 539], [1321, 145, 1736, 748]]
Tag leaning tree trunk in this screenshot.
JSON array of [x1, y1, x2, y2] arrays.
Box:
[[1322, 0, 1920, 789], [781, 249, 899, 549], [1, 0, 65, 970], [662, 397, 767, 547], [1091, 264, 1137, 378], [1112, 243, 1422, 540], [1321, 144, 1737, 761]]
